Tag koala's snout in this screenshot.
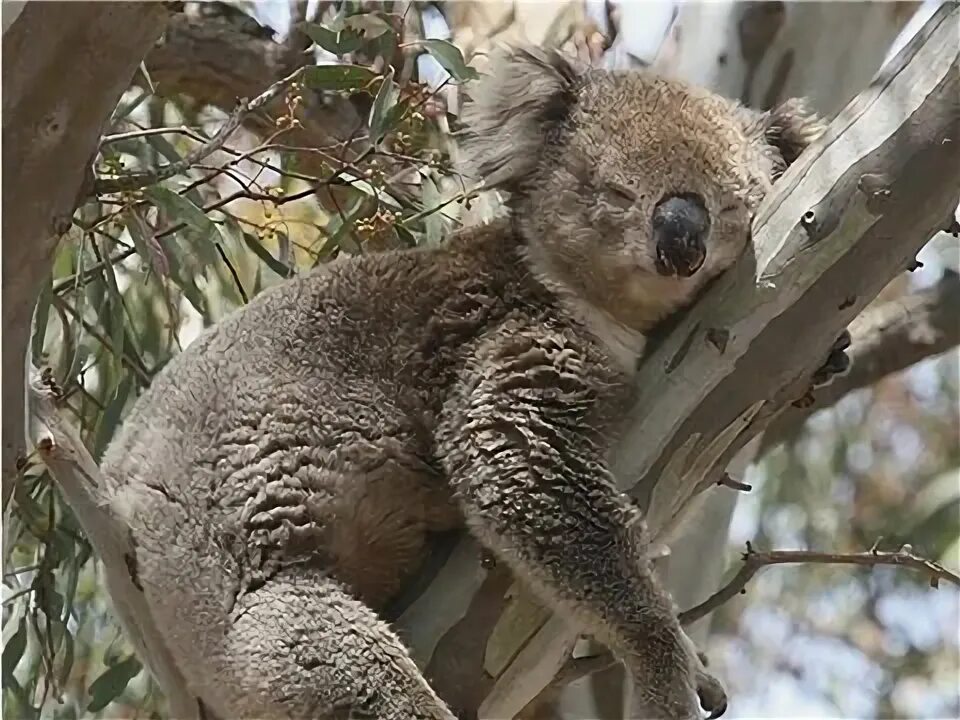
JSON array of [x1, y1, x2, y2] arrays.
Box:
[[653, 193, 710, 277]]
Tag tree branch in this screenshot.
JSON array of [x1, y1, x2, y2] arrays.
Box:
[[27, 369, 201, 719], [760, 268, 960, 452], [144, 10, 362, 153], [2, 0, 169, 510], [678, 541, 960, 626], [390, 6, 960, 717]]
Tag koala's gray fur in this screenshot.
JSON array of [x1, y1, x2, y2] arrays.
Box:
[[101, 46, 824, 720]]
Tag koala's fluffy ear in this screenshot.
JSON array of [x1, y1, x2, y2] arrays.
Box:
[[457, 46, 583, 190], [739, 97, 827, 175]]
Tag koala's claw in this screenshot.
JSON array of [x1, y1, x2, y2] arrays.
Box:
[[793, 329, 852, 408], [696, 669, 728, 719]]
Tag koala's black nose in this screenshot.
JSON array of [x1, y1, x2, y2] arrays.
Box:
[[652, 193, 710, 278]]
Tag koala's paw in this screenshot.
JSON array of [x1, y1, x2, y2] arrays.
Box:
[[792, 330, 851, 408], [630, 632, 727, 719], [696, 666, 728, 719]]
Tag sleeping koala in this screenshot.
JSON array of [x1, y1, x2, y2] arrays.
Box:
[[100, 47, 825, 719]]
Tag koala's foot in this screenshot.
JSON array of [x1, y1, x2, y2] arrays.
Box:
[[792, 330, 851, 409], [695, 665, 728, 719], [629, 629, 727, 719]]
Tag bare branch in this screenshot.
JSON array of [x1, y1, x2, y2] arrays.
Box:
[[679, 541, 960, 626]]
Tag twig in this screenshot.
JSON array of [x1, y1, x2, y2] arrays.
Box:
[[94, 66, 306, 194], [678, 541, 960, 625]]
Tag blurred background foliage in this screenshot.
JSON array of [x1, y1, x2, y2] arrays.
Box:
[[2, 1, 957, 718]]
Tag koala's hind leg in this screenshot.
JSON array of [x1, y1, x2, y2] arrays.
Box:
[[203, 568, 455, 720]]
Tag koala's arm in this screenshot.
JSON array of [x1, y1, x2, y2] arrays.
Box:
[[439, 327, 723, 718]]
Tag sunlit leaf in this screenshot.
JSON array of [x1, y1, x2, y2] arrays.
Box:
[[413, 39, 478, 82]]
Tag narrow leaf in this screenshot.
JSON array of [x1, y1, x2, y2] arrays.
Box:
[[1, 617, 27, 684], [87, 655, 142, 712], [368, 69, 399, 143], [415, 39, 478, 82], [242, 233, 295, 279]]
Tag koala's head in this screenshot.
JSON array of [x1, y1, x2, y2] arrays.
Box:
[[458, 47, 825, 332]]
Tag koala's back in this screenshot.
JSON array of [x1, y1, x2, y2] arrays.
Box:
[[102, 220, 574, 616]]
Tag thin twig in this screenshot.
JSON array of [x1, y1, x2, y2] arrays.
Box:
[[679, 541, 960, 625], [95, 67, 305, 194]]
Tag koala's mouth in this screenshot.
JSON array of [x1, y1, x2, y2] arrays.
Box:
[[655, 240, 706, 278]]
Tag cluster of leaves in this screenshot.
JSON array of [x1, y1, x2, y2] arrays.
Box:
[[2, 3, 486, 717]]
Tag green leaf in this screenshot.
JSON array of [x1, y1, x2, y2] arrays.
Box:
[[31, 278, 53, 361], [368, 69, 399, 143], [55, 623, 75, 691], [323, 196, 366, 256], [2, 617, 27, 684], [124, 207, 169, 278], [304, 64, 376, 92], [98, 242, 127, 379], [144, 186, 224, 250], [93, 375, 134, 460], [304, 23, 363, 56], [242, 233, 295, 279], [145, 133, 185, 166], [415, 39, 478, 82], [87, 655, 142, 712], [35, 567, 64, 621]]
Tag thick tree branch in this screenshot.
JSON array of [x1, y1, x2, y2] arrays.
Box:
[[2, 1, 169, 509], [144, 10, 363, 155], [389, 6, 960, 717], [27, 369, 201, 719], [760, 269, 960, 453], [678, 541, 960, 626]]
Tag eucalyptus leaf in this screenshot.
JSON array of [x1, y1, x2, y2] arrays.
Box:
[[242, 233, 295, 279], [305, 64, 377, 92], [414, 39, 478, 82], [305, 23, 363, 56], [87, 655, 142, 713], [369, 69, 399, 144], [1, 617, 27, 684]]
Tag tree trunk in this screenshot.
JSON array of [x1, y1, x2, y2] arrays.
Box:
[[2, 1, 169, 509]]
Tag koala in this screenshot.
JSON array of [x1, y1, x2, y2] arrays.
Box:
[[100, 47, 826, 720]]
